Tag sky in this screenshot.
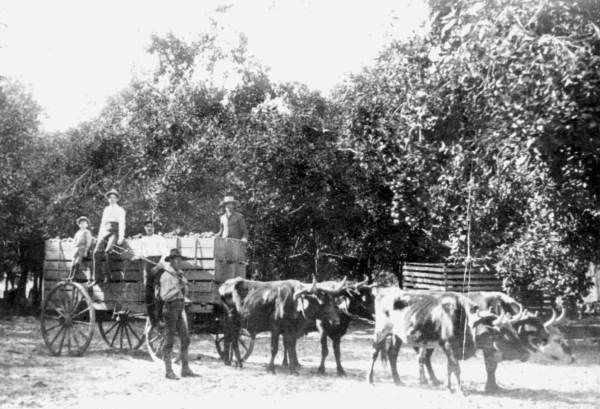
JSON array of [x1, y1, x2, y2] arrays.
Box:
[[0, 0, 428, 132]]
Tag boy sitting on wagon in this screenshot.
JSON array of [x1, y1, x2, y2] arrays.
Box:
[[70, 216, 94, 281]]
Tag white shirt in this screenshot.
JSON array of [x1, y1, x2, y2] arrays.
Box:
[[98, 204, 126, 240], [139, 234, 169, 260]]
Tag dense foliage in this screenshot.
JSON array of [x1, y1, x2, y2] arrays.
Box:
[[2, 0, 599, 305]]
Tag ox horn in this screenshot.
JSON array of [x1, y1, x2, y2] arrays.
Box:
[[544, 308, 557, 328], [555, 304, 567, 324], [319, 276, 348, 295], [508, 309, 525, 324], [354, 275, 369, 289], [336, 276, 348, 292]]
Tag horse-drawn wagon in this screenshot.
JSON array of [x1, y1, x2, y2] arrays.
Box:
[[40, 235, 254, 363]]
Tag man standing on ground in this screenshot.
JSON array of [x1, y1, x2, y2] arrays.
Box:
[[150, 249, 197, 380], [216, 196, 248, 242]]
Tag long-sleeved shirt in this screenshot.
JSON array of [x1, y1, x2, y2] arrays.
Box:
[[217, 211, 248, 240], [139, 234, 169, 261], [152, 261, 188, 302], [73, 228, 93, 251], [98, 204, 126, 240]]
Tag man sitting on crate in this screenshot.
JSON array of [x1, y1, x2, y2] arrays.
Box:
[[216, 196, 248, 242], [135, 220, 169, 326], [150, 249, 198, 379]]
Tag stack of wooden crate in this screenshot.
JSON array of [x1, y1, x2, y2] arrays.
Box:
[[43, 239, 145, 312], [402, 262, 502, 292], [43, 235, 248, 315]]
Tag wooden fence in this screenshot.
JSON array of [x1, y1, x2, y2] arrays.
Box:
[[402, 262, 553, 313]]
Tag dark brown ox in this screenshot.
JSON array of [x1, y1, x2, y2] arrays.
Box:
[[367, 288, 529, 394], [282, 277, 375, 375], [467, 292, 573, 363], [219, 277, 342, 374]]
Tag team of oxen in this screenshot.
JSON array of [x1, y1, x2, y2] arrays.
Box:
[[217, 276, 574, 394]]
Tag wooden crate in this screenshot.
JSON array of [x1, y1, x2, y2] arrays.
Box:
[[45, 239, 78, 261], [181, 259, 215, 270], [44, 260, 144, 282], [215, 260, 246, 282], [183, 269, 215, 281], [403, 263, 502, 292], [187, 281, 220, 304], [179, 237, 214, 260], [214, 238, 246, 263], [42, 281, 143, 303]]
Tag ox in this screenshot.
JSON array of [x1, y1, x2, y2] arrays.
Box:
[[219, 277, 342, 374], [281, 277, 375, 376], [415, 291, 574, 392], [367, 288, 529, 394]]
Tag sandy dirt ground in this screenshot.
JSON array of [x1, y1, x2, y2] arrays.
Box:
[[1, 316, 599, 409]]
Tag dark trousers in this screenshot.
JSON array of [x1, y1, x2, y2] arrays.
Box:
[[92, 222, 119, 281], [143, 256, 162, 325], [164, 299, 190, 357]]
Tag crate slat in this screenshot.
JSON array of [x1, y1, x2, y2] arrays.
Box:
[[215, 261, 246, 282]]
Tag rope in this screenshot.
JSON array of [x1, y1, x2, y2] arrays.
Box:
[[461, 166, 474, 357]]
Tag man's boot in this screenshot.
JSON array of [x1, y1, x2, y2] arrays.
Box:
[[164, 352, 179, 380], [180, 350, 198, 377]]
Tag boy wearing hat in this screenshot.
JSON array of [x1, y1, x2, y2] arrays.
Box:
[[216, 196, 248, 242], [71, 216, 93, 280], [93, 189, 126, 282], [150, 249, 197, 379]]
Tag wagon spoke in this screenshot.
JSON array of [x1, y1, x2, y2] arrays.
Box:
[[127, 322, 142, 344], [239, 339, 248, 353], [44, 322, 64, 333], [75, 326, 90, 344], [72, 320, 93, 326], [119, 325, 124, 349], [70, 328, 82, 351], [57, 326, 68, 355], [72, 307, 91, 319], [110, 323, 121, 347], [124, 325, 133, 349], [49, 326, 66, 347]]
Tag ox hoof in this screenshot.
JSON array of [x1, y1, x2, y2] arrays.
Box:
[[336, 369, 346, 377], [316, 367, 325, 375], [430, 378, 443, 387], [393, 379, 403, 386], [266, 366, 276, 374], [484, 384, 506, 394]]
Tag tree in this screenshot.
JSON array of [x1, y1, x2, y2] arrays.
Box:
[[336, 0, 600, 301]]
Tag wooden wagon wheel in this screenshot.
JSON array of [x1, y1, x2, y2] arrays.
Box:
[[40, 281, 95, 356], [145, 317, 181, 363], [215, 328, 255, 364], [98, 310, 146, 350]]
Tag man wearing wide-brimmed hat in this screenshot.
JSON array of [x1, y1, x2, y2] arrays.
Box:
[[150, 248, 197, 379], [92, 189, 126, 282], [216, 195, 248, 242]]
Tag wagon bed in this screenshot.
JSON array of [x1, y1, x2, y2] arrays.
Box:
[[40, 235, 252, 362]]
